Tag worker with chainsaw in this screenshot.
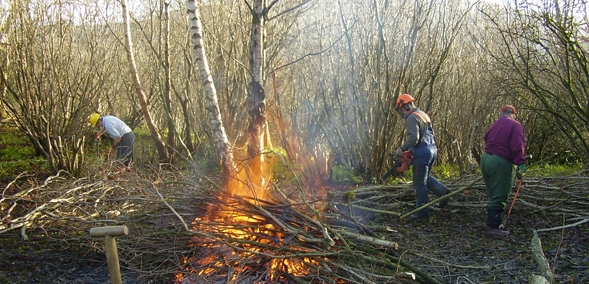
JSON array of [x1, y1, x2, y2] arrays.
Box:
[[394, 94, 450, 219], [89, 114, 135, 169], [481, 105, 526, 236]]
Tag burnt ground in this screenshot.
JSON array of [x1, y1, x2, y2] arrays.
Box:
[[0, 171, 588, 284]]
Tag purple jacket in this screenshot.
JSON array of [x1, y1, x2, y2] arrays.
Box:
[[484, 116, 527, 165]]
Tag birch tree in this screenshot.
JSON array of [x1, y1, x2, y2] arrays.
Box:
[[186, 0, 235, 175]]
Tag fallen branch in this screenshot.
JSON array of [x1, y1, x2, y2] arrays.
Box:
[[337, 229, 398, 249], [519, 200, 584, 216], [408, 251, 491, 269], [351, 204, 402, 216], [150, 182, 190, 231], [400, 176, 483, 220], [353, 246, 443, 284], [531, 229, 555, 284], [536, 218, 589, 232]]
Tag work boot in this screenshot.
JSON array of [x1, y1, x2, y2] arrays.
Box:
[[404, 214, 429, 224], [438, 190, 450, 209], [486, 208, 509, 236], [486, 226, 510, 236], [487, 208, 503, 227]]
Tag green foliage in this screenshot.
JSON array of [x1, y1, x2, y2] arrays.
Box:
[[0, 145, 35, 159], [0, 158, 49, 180], [342, 191, 356, 202], [132, 125, 152, 136], [331, 165, 363, 184], [529, 163, 584, 177], [431, 164, 461, 179], [16, 246, 26, 254], [191, 155, 208, 169], [0, 132, 24, 145], [266, 147, 302, 185], [0, 128, 50, 181], [380, 163, 475, 184]]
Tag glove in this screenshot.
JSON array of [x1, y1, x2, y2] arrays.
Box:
[[93, 134, 101, 139], [516, 164, 526, 179], [395, 147, 403, 156]]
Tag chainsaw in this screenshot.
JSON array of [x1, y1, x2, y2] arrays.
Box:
[[379, 151, 413, 183]]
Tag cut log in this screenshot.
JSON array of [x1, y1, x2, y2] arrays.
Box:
[[531, 229, 555, 284], [531, 275, 550, 284]]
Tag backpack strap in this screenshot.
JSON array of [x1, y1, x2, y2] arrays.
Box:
[[410, 111, 432, 145], [411, 111, 431, 124]]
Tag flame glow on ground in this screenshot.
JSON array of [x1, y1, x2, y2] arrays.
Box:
[[175, 154, 332, 283]]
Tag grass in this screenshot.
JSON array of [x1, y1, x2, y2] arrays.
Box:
[[431, 163, 463, 179], [0, 123, 50, 182], [529, 163, 584, 176]]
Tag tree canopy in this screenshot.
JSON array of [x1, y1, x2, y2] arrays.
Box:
[[0, 0, 586, 178]]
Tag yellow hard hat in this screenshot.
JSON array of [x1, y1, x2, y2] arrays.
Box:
[[89, 113, 101, 127]]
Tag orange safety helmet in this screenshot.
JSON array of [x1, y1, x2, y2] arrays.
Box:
[[501, 105, 516, 115], [396, 94, 415, 110]]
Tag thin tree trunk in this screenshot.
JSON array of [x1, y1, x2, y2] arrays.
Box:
[[163, 0, 176, 158], [247, 0, 266, 159], [121, 0, 169, 162], [186, 0, 234, 174], [245, 0, 268, 189]]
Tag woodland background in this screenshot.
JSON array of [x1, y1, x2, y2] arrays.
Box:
[[0, 0, 588, 182], [1, 1, 588, 283]]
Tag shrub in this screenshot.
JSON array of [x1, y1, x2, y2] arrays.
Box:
[[331, 165, 363, 184]]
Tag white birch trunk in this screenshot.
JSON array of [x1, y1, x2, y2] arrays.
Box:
[[186, 0, 234, 174]]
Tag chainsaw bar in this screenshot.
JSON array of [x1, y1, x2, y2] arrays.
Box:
[[379, 151, 413, 182]]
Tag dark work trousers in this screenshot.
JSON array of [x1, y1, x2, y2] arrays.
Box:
[[116, 132, 135, 167], [411, 128, 449, 218], [481, 152, 516, 227], [412, 161, 449, 218], [481, 152, 516, 210]]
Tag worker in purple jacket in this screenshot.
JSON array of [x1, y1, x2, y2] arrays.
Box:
[[481, 105, 527, 236]]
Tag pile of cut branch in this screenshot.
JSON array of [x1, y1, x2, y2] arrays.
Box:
[[0, 168, 213, 282], [1, 168, 587, 283], [176, 192, 440, 284], [338, 171, 589, 231]]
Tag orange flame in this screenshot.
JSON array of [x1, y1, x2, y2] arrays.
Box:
[[176, 150, 330, 283]]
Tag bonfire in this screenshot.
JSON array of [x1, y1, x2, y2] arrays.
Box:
[[174, 150, 439, 284]]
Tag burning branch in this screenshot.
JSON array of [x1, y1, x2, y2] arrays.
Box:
[[177, 186, 443, 283]]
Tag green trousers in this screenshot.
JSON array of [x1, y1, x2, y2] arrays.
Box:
[[481, 152, 516, 210]]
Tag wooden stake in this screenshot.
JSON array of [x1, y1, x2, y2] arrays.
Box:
[[90, 226, 129, 284]]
